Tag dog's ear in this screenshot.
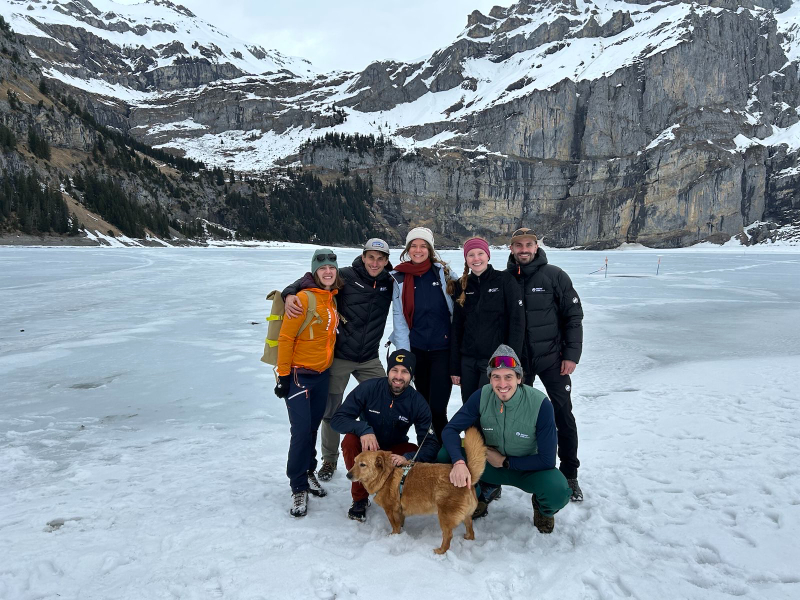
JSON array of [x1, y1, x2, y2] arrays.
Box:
[[375, 454, 384, 469]]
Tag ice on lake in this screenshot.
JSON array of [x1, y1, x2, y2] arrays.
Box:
[[1, 247, 799, 599]]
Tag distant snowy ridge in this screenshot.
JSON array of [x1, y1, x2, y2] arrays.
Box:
[[1, 0, 313, 87]]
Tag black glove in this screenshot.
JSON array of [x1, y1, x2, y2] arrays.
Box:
[[274, 375, 291, 399]]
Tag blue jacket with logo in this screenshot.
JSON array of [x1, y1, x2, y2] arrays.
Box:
[[331, 377, 440, 462], [389, 263, 454, 352]]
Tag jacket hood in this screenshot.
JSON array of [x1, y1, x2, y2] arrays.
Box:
[[297, 272, 318, 289]]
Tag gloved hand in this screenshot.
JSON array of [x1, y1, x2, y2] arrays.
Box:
[[274, 375, 291, 399]]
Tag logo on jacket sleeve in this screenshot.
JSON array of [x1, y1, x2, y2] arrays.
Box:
[[572, 297, 579, 304], [488, 288, 499, 293], [518, 300, 523, 306]]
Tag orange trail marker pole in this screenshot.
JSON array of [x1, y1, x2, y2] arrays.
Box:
[[605, 256, 608, 279]]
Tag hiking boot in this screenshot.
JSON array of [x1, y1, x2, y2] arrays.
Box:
[[533, 507, 554, 534], [317, 460, 336, 482], [532, 498, 554, 534], [307, 470, 327, 497], [472, 483, 502, 519], [567, 478, 583, 502], [290, 490, 308, 518], [347, 498, 370, 522]]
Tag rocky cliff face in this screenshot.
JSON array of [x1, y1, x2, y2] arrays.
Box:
[[3, 0, 800, 247]]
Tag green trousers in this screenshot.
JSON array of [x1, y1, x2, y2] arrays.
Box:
[[436, 447, 571, 517]]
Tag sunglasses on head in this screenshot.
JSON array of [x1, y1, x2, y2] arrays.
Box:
[[511, 227, 535, 238], [314, 253, 337, 262], [490, 356, 518, 369]]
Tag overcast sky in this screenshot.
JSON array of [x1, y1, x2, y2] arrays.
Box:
[[174, 1, 516, 72]]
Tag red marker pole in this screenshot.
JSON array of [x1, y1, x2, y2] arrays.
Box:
[[605, 256, 608, 279], [657, 256, 661, 275]]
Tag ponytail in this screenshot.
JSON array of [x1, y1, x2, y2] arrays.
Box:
[[447, 261, 470, 306]]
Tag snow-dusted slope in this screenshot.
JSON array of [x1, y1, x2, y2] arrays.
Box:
[[1, 0, 313, 86]]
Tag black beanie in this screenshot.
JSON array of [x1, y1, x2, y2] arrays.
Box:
[[388, 349, 416, 378]]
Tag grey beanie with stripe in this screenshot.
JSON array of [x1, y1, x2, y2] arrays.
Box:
[[486, 344, 524, 378]]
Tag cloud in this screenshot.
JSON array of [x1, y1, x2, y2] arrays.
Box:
[[178, 0, 514, 72]]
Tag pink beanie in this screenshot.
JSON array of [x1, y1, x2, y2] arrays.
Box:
[[463, 237, 490, 260]]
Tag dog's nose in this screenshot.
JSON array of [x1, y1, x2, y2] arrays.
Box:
[[346, 471, 353, 480]]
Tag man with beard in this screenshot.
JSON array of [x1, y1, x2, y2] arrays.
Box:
[[283, 238, 394, 482], [505, 227, 585, 502], [331, 350, 439, 522]]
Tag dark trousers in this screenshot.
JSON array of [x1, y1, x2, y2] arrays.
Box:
[[410, 347, 452, 441], [525, 360, 580, 479], [285, 369, 330, 493], [341, 433, 418, 501], [459, 355, 489, 404]]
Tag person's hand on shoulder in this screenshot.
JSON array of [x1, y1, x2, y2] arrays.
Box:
[[284, 295, 304, 319]]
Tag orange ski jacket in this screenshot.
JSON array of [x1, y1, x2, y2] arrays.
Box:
[[276, 287, 339, 377]]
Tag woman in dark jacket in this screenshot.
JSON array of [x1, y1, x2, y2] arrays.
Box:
[[448, 237, 524, 404], [389, 227, 454, 441]]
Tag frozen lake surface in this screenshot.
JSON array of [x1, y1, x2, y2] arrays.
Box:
[[1, 247, 799, 599]]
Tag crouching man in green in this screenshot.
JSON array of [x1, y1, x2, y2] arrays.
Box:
[[439, 344, 571, 533]]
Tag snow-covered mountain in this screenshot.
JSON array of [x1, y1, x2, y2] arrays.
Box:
[[3, 0, 800, 247]]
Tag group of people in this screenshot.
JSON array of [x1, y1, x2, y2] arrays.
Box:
[[272, 226, 584, 534]]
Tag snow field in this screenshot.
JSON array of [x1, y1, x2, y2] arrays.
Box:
[[1, 247, 799, 599]]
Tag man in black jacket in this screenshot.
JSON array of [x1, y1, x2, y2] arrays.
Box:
[[331, 350, 439, 522], [506, 227, 585, 501], [283, 239, 394, 482]]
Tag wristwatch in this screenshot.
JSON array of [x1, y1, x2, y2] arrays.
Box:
[[502, 457, 509, 469]]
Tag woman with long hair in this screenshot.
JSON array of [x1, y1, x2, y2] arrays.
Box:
[[389, 227, 454, 441], [274, 248, 343, 518], [447, 237, 524, 404]]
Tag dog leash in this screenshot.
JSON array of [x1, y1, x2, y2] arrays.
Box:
[[398, 422, 433, 499]]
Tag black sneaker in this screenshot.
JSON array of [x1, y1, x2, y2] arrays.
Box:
[[348, 499, 370, 522], [290, 491, 308, 518], [317, 460, 336, 482], [472, 483, 502, 519], [307, 470, 327, 497], [567, 478, 583, 502]]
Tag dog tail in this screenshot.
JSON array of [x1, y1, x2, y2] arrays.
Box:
[[463, 427, 486, 484]]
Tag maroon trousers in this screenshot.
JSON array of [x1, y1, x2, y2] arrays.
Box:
[[341, 433, 418, 501]]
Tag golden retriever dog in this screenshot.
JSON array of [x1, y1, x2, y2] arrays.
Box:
[[346, 427, 486, 554]]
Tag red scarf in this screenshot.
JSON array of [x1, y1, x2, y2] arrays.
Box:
[[394, 260, 432, 330]]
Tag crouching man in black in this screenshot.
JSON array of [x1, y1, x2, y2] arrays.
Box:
[[331, 350, 440, 522]]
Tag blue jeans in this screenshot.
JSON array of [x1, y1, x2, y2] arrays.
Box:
[[285, 369, 330, 492]]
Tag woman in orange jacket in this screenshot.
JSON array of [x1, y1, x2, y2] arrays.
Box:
[[274, 248, 341, 517]]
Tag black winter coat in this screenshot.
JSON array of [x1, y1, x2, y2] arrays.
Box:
[[506, 248, 583, 372], [449, 265, 525, 375], [330, 377, 440, 462], [282, 256, 393, 363]]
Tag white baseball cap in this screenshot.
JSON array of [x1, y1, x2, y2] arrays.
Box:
[[363, 238, 390, 255]]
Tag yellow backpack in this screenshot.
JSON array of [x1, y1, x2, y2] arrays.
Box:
[[260, 290, 333, 365]]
